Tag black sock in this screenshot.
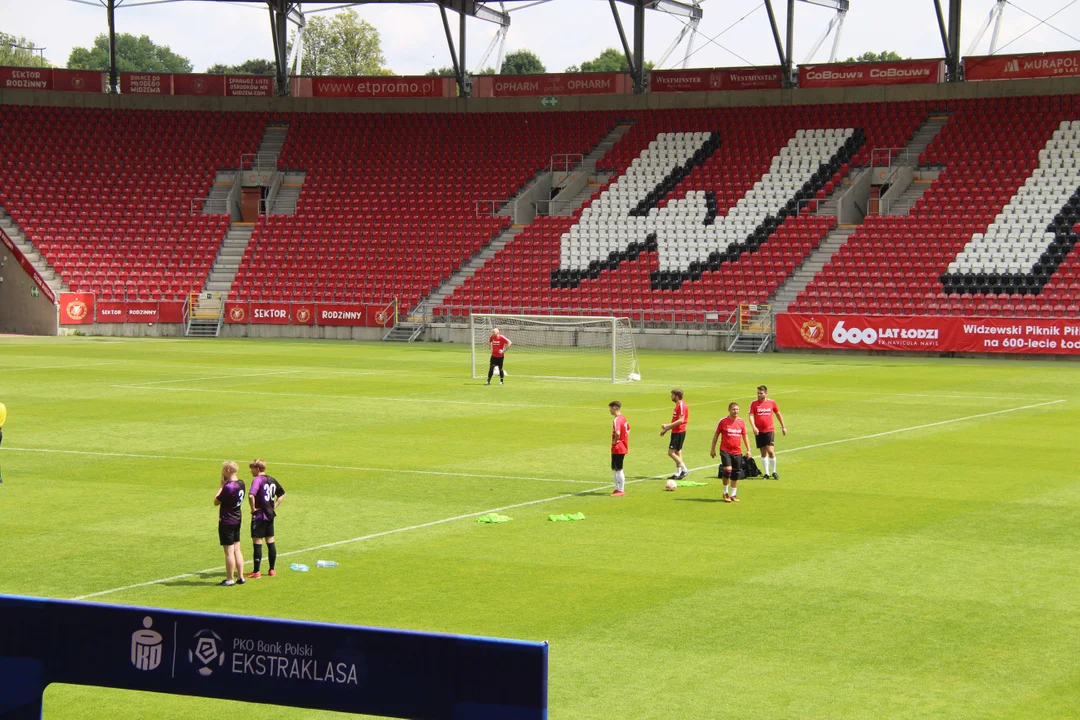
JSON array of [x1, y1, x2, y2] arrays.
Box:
[[252, 544, 263, 572], [487, 367, 494, 381], [267, 542, 277, 571]]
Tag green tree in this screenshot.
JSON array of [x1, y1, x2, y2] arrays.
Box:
[[0, 33, 51, 68], [67, 33, 192, 73], [500, 49, 545, 75], [293, 9, 389, 76], [566, 47, 652, 74], [425, 65, 495, 77], [845, 51, 906, 63], [205, 58, 275, 75]]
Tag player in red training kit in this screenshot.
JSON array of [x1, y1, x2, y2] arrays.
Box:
[[486, 328, 512, 385], [749, 385, 786, 479], [609, 400, 630, 496], [710, 403, 751, 503], [660, 388, 690, 480]]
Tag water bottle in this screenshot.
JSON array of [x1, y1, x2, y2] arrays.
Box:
[[289, 563, 309, 572], [316, 560, 338, 568]]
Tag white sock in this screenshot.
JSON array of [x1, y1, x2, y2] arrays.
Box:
[[730, 486, 737, 497], [613, 471, 619, 489], [723, 484, 730, 496], [618, 471, 626, 491], [765, 457, 774, 475], [770, 456, 777, 474], [679, 463, 688, 473]]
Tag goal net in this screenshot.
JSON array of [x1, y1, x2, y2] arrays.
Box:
[[471, 314, 641, 383]]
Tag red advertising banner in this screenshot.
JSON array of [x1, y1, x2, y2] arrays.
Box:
[[649, 67, 783, 93], [53, 69, 104, 93], [964, 50, 1080, 81], [226, 75, 274, 97], [489, 72, 621, 97], [316, 304, 371, 326], [120, 73, 172, 95], [125, 303, 160, 323], [0, 227, 56, 303], [96, 302, 127, 323], [225, 303, 249, 324], [799, 59, 944, 88], [777, 313, 1080, 355], [172, 73, 225, 96], [59, 293, 95, 325], [311, 76, 445, 98], [0, 66, 52, 91], [159, 301, 185, 323], [291, 303, 315, 325]]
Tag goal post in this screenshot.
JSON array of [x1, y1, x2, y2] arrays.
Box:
[[471, 313, 641, 383]]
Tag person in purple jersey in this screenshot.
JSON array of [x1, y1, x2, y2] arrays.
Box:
[[213, 461, 246, 587], [246, 458, 286, 579]]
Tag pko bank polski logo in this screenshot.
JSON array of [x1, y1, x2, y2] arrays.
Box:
[[131, 616, 164, 671], [189, 629, 227, 676], [832, 320, 878, 345]]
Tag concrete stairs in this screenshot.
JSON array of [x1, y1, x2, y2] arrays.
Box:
[[0, 204, 68, 296], [900, 113, 951, 165], [421, 225, 526, 312], [269, 172, 305, 215], [813, 166, 866, 217], [258, 123, 289, 157], [382, 322, 426, 342], [884, 179, 934, 216], [203, 223, 254, 294], [547, 122, 633, 216], [768, 225, 859, 313], [201, 171, 235, 215]]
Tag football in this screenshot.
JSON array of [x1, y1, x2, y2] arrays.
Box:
[[664, 479, 677, 491]]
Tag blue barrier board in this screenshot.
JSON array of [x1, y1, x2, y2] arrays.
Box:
[[0, 594, 547, 719]]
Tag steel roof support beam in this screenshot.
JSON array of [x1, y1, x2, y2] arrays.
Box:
[[615, 0, 699, 20], [785, 0, 795, 86], [459, 4, 468, 96], [266, 0, 292, 95], [633, 0, 645, 93], [107, 0, 119, 93], [609, 0, 637, 86], [947, 0, 962, 81], [763, 0, 789, 85], [439, 4, 463, 90]]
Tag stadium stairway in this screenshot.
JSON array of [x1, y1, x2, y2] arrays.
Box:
[[201, 171, 236, 215], [268, 172, 305, 215], [419, 225, 527, 315], [203, 223, 255, 294], [768, 225, 859, 313], [0, 204, 69, 297]]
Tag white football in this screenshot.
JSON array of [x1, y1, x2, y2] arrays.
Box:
[[664, 479, 677, 491]]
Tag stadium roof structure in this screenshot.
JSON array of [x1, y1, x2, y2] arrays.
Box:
[[70, 0, 969, 97]]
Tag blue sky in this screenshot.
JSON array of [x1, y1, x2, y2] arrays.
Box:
[[6, 0, 1080, 74]]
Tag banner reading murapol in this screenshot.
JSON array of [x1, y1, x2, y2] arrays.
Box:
[[964, 50, 1080, 81], [0, 594, 547, 719], [798, 59, 944, 88], [777, 313, 1080, 355]]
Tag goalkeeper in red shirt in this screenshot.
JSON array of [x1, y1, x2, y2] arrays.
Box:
[[486, 328, 512, 385]]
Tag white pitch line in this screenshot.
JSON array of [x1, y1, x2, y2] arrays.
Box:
[[791, 388, 1057, 402], [0, 361, 118, 373], [65, 397, 1066, 601], [1, 446, 597, 485], [129, 370, 304, 386]]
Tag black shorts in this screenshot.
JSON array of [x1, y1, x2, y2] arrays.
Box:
[[251, 519, 276, 539], [668, 432, 686, 451], [489, 355, 504, 368], [611, 453, 625, 471], [718, 452, 744, 479], [755, 431, 775, 449], [218, 524, 241, 547]]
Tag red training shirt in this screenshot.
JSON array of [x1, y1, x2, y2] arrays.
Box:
[[611, 415, 630, 454], [715, 417, 747, 455], [489, 335, 511, 358], [670, 400, 688, 433], [749, 399, 779, 433]]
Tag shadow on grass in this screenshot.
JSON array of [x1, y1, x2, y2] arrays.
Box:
[[160, 573, 224, 587], [674, 497, 728, 503]]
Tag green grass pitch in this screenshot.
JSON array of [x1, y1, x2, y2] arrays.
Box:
[[1, 336, 1078, 719]]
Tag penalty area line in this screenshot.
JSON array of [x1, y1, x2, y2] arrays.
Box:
[[67, 397, 1065, 601]]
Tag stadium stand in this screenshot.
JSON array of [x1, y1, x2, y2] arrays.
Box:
[[0, 105, 265, 300], [230, 111, 617, 309], [791, 95, 1080, 318], [442, 102, 926, 320]]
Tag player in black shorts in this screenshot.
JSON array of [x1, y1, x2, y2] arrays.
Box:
[[247, 459, 286, 579], [660, 389, 690, 480]]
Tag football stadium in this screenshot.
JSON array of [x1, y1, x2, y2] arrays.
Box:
[[1, 1, 1079, 718]]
